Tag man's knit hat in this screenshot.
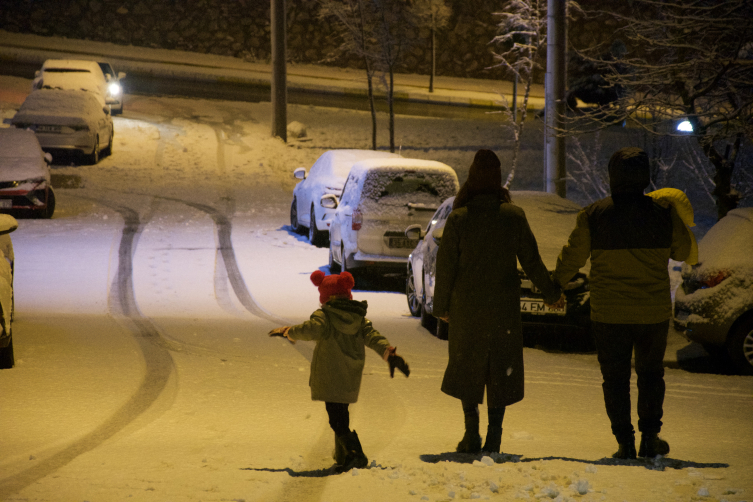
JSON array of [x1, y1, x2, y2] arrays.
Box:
[[608, 147, 651, 194], [311, 270, 355, 304]]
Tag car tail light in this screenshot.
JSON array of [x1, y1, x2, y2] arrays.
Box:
[[352, 208, 362, 231], [701, 270, 729, 289]]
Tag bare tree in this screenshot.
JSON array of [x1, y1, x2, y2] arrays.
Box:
[[410, 0, 452, 92], [490, 0, 550, 188], [319, 0, 381, 150], [371, 0, 417, 153], [569, 0, 753, 220]]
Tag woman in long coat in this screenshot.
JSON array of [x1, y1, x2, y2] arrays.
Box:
[[433, 149, 562, 454]]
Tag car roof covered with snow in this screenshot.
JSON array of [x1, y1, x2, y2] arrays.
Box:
[[696, 207, 753, 271], [311, 149, 400, 181], [0, 128, 50, 182], [41, 59, 104, 75], [11, 89, 108, 128]]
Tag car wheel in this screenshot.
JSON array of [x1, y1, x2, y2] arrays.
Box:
[[290, 197, 302, 233], [87, 136, 100, 165], [727, 315, 753, 375], [0, 319, 13, 369], [406, 265, 421, 317], [44, 187, 55, 219], [309, 206, 327, 247], [105, 129, 114, 157], [437, 319, 449, 340], [420, 274, 438, 334], [328, 243, 341, 273]]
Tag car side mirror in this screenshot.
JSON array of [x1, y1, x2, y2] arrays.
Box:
[[103, 106, 111, 115], [44, 152, 53, 164], [404, 224, 423, 240], [105, 74, 112, 82], [0, 214, 19, 235], [293, 167, 306, 180], [118, 72, 126, 80], [34, 70, 40, 78], [320, 194, 338, 209], [432, 226, 444, 245]]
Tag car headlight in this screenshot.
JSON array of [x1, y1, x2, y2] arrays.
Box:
[[108, 82, 122, 97]]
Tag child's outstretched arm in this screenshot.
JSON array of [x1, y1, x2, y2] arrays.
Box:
[[268, 326, 295, 344]]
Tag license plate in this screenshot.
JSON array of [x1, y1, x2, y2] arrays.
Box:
[[0, 200, 11, 208], [389, 237, 418, 249], [520, 300, 566, 315], [35, 125, 61, 134]]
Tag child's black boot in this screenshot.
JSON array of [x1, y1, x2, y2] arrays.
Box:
[[336, 430, 368, 472]]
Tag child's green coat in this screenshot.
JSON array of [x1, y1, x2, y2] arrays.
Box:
[[286, 298, 391, 403]]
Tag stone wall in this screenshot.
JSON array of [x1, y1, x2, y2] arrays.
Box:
[[1, 0, 615, 82]]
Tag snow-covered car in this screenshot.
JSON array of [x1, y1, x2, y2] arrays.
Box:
[[98, 61, 126, 115], [11, 89, 114, 165], [674, 207, 753, 375], [326, 158, 459, 278], [32, 59, 117, 109], [290, 149, 400, 247], [0, 214, 17, 369], [405, 192, 591, 342], [0, 128, 55, 218]]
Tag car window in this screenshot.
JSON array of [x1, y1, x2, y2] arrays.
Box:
[[98, 63, 114, 78], [340, 176, 356, 206], [44, 69, 91, 73]]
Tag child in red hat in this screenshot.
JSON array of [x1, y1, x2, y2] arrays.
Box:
[[269, 270, 410, 472]]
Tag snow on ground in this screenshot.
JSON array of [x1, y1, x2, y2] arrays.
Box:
[[0, 72, 751, 502]]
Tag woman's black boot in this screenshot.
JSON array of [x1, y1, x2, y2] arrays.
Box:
[[456, 401, 482, 453], [482, 406, 505, 453]]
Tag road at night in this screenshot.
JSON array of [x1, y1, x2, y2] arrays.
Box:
[[0, 75, 751, 501]]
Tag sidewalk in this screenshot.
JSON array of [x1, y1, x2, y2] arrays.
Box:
[[0, 29, 544, 111]]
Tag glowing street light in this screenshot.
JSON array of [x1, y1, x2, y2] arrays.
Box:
[[677, 120, 693, 132]]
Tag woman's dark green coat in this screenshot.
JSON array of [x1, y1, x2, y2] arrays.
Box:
[[433, 195, 561, 407]]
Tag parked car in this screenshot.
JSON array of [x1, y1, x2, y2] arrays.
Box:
[[32, 59, 118, 109], [326, 158, 459, 277], [0, 214, 17, 369], [405, 192, 591, 342], [98, 61, 126, 115], [674, 207, 753, 375], [0, 128, 55, 218], [291, 149, 400, 247], [11, 89, 114, 165]]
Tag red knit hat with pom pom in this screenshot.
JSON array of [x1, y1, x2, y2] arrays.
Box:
[[311, 270, 355, 304]]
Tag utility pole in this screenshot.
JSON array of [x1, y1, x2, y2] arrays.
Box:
[[545, 0, 566, 197], [271, 0, 287, 141]]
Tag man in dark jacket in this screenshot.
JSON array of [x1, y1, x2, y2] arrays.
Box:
[[553, 147, 692, 459]]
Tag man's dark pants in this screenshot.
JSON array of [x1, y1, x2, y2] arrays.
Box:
[[592, 320, 669, 444]]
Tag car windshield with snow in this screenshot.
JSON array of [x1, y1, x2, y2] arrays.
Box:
[[290, 149, 400, 247], [406, 191, 592, 343], [0, 128, 55, 218], [674, 207, 753, 374], [327, 158, 459, 278]]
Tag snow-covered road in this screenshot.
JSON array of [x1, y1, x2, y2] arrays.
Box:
[[0, 75, 751, 501]]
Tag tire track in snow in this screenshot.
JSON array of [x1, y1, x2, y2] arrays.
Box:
[[0, 203, 176, 496]]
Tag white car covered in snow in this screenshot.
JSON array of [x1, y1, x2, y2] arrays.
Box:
[[290, 149, 400, 247], [32, 59, 118, 109], [0, 213, 17, 369], [11, 89, 114, 165], [674, 207, 753, 374], [0, 128, 55, 218], [325, 158, 459, 277]]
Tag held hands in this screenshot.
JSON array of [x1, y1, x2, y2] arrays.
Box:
[[383, 346, 410, 378], [268, 326, 295, 344], [546, 293, 566, 310]]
